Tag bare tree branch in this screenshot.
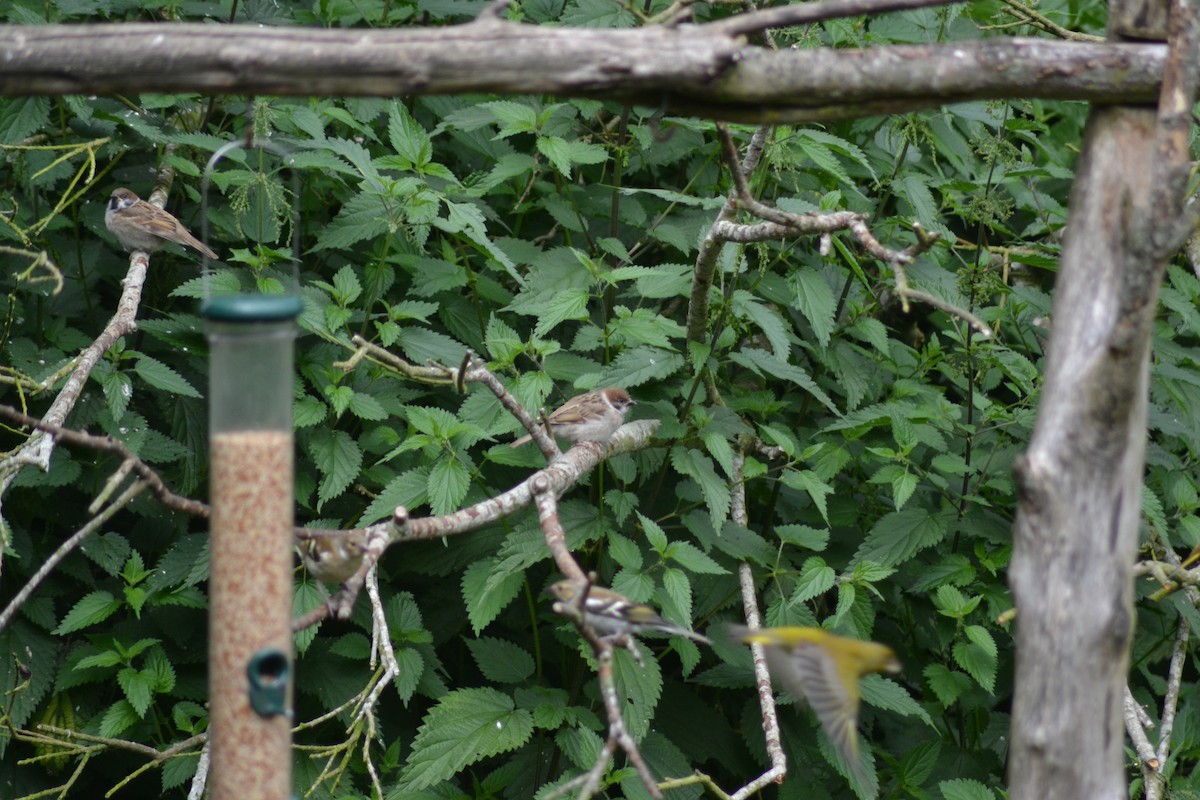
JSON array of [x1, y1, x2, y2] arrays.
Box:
[[0, 25, 1165, 122]]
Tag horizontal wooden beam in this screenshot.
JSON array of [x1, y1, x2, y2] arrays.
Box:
[[0, 22, 1164, 122]]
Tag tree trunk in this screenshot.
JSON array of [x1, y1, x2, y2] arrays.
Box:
[[1007, 104, 1161, 800]]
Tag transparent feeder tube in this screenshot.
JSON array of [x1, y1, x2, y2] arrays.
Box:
[[207, 309, 298, 800]]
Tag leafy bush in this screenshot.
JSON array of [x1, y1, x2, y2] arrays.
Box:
[[1, 0, 1195, 799]]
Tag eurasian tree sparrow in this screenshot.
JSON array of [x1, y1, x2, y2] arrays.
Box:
[[548, 579, 710, 644], [510, 387, 635, 447], [298, 532, 367, 585], [104, 187, 218, 259]]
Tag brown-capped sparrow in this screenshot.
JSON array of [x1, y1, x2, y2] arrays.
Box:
[[298, 532, 367, 585], [510, 387, 635, 447], [104, 187, 218, 259], [548, 579, 710, 644]]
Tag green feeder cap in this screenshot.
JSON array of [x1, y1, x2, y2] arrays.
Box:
[[202, 294, 304, 321]]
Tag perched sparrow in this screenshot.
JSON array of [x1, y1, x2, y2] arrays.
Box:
[[104, 187, 218, 259], [298, 532, 367, 585], [548, 579, 710, 644], [727, 625, 901, 778], [510, 387, 635, 447]]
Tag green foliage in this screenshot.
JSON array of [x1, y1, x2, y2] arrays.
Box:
[[0, 0, 1192, 798]]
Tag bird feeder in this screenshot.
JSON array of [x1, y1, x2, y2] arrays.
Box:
[[202, 139, 303, 800]]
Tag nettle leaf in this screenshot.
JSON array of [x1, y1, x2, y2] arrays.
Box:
[[398, 687, 534, 791], [360, 467, 429, 525], [664, 542, 727, 575], [896, 172, 941, 230], [790, 270, 837, 347], [892, 469, 918, 509], [953, 632, 997, 694], [671, 447, 730, 528], [306, 428, 362, 506], [728, 348, 838, 414], [608, 306, 685, 350], [660, 567, 693, 626], [860, 675, 932, 725], [54, 591, 122, 634], [611, 569, 654, 603], [732, 291, 791, 359], [132, 354, 201, 398], [405, 405, 461, 438], [80, 532, 132, 577], [428, 457, 470, 516], [101, 369, 133, 421], [481, 100, 540, 137], [779, 468, 833, 525], [799, 129, 877, 182], [615, 188, 726, 210], [324, 136, 384, 184], [594, 346, 685, 388], [346, 392, 388, 421], [792, 557, 836, 603], [608, 532, 644, 570], [556, 726, 605, 771], [604, 488, 639, 525], [934, 585, 982, 619], [775, 524, 830, 552], [466, 637, 535, 684], [536, 135, 607, 178], [395, 326, 469, 365], [848, 317, 891, 356], [1141, 486, 1168, 540], [924, 663, 973, 708], [436, 200, 522, 285], [610, 644, 663, 740], [609, 262, 693, 298], [560, 0, 636, 28], [99, 700, 140, 739], [965, 624, 998, 658], [0, 97, 50, 143], [485, 315, 524, 364], [312, 190, 391, 251], [161, 751, 200, 791], [701, 430, 737, 480], [516, 686, 571, 730], [533, 288, 590, 337], [939, 778, 997, 800], [910, 554, 976, 593], [853, 507, 950, 568], [899, 740, 941, 786], [638, 512, 668, 552], [118, 666, 155, 717], [388, 100, 433, 169], [461, 558, 525, 635]]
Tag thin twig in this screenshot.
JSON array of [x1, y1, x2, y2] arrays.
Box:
[[0, 480, 148, 634], [992, 0, 1105, 41], [710, 0, 959, 37], [1156, 616, 1189, 765], [729, 450, 787, 797], [0, 405, 209, 517]]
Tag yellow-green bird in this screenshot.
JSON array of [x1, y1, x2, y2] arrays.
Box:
[[728, 625, 900, 777]]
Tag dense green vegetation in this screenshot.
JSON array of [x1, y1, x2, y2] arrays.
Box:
[[2, 0, 1197, 798]]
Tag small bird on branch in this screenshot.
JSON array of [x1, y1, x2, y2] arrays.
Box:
[[549, 579, 710, 645]]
